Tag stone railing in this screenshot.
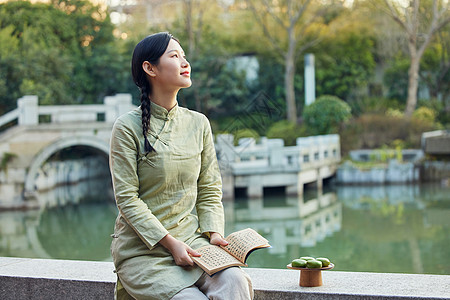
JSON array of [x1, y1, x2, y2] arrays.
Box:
[[0, 257, 448, 300], [215, 134, 341, 175], [0, 94, 136, 128], [349, 149, 424, 163]]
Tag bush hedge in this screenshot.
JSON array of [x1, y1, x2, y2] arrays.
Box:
[[302, 95, 351, 135]]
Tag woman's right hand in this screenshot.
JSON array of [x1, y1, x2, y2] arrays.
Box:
[[159, 234, 201, 266]]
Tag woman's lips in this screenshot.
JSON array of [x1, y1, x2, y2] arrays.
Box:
[[181, 71, 190, 76]]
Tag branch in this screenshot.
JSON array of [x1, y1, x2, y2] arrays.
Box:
[[418, 0, 450, 56], [435, 0, 450, 31], [261, 0, 288, 30], [412, 0, 419, 34], [292, 0, 311, 25], [439, 0, 449, 17], [296, 35, 323, 58], [246, 0, 286, 57], [295, 21, 325, 58], [383, 0, 410, 34]]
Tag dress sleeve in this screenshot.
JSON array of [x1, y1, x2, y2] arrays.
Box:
[[109, 118, 169, 248], [195, 115, 225, 237]]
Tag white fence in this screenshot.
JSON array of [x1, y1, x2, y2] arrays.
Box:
[[0, 94, 136, 128], [215, 133, 341, 174]]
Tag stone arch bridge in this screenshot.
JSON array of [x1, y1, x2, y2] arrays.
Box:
[[0, 94, 341, 209], [0, 94, 135, 208]]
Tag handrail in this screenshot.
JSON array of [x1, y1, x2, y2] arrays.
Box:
[[0, 94, 135, 127], [0, 108, 19, 128]]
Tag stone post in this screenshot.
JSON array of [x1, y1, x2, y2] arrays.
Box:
[[304, 54, 316, 106], [247, 175, 263, 198], [104, 93, 133, 123], [18, 95, 38, 125]]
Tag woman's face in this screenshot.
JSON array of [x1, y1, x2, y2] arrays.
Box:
[[148, 38, 191, 91]]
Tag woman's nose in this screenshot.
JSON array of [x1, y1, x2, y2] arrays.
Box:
[[181, 58, 189, 67]]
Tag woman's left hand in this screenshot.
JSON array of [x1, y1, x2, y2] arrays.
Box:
[[209, 232, 229, 246]]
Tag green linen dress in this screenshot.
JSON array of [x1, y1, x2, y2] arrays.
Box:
[[109, 101, 225, 300]]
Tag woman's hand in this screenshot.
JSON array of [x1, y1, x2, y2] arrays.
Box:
[[209, 232, 229, 246], [159, 234, 200, 266]]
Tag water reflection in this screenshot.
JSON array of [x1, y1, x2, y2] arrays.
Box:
[[0, 179, 117, 261], [224, 193, 342, 254], [233, 184, 449, 275], [0, 182, 448, 274]]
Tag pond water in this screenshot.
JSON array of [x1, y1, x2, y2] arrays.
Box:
[[0, 181, 448, 275]]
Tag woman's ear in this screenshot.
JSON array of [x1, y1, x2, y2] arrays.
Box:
[[142, 61, 156, 77]]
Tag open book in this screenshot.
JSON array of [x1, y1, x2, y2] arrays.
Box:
[[192, 228, 270, 276]]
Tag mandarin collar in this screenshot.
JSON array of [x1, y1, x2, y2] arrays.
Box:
[[150, 101, 178, 120]]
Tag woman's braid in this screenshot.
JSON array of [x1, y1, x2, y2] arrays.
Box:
[[140, 83, 155, 153]]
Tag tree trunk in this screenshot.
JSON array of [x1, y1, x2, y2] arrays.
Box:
[[285, 29, 297, 123], [405, 54, 420, 117]]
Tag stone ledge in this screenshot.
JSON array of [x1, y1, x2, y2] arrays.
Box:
[[0, 257, 449, 300]]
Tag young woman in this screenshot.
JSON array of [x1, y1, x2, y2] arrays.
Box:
[[109, 32, 254, 300]]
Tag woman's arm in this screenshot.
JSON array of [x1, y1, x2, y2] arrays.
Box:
[[110, 118, 169, 249], [195, 115, 225, 237]]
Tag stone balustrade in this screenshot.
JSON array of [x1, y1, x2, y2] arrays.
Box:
[[216, 134, 341, 198], [0, 94, 135, 129], [216, 134, 340, 173], [0, 257, 448, 300]]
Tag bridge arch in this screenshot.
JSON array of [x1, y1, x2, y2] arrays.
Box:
[[24, 136, 110, 197]]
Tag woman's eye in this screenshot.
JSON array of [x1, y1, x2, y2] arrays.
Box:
[[172, 54, 178, 58]]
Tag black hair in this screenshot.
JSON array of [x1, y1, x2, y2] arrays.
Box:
[[131, 32, 175, 153]]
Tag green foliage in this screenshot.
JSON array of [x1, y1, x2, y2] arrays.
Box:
[[417, 98, 449, 127], [266, 120, 307, 146], [339, 113, 438, 153], [386, 108, 404, 118], [347, 96, 403, 117], [0, 0, 447, 142], [419, 25, 450, 104], [0, 0, 126, 112], [0, 152, 17, 172], [314, 22, 376, 101], [233, 128, 259, 146], [412, 106, 436, 124], [384, 36, 450, 110], [368, 146, 396, 163], [383, 55, 410, 102], [302, 95, 351, 135], [178, 52, 250, 117]]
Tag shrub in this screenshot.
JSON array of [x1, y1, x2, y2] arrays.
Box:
[[386, 108, 403, 118], [412, 106, 436, 124], [347, 96, 403, 116], [303, 95, 351, 135], [339, 113, 437, 152], [0, 152, 17, 173], [233, 128, 259, 146], [266, 120, 307, 146], [417, 98, 449, 126]]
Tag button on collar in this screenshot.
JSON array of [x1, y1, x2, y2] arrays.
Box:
[[149, 101, 178, 120]]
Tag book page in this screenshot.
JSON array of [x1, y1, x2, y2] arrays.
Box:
[[192, 245, 245, 274], [222, 228, 269, 262]]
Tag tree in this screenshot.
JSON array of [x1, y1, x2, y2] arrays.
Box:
[[245, 0, 329, 123], [0, 0, 126, 112], [171, 0, 243, 114], [378, 0, 450, 117], [313, 7, 376, 101], [420, 25, 450, 103]]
